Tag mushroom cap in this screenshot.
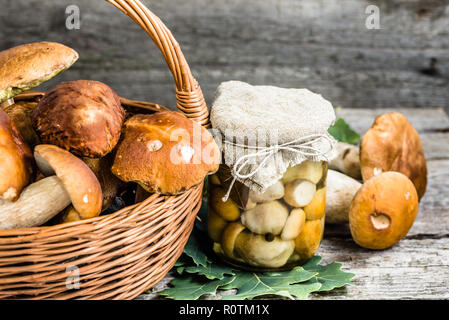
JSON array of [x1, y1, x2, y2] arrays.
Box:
[[234, 232, 295, 268], [360, 112, 427, 200], [34, 144, 102, 219], [111, 111, 220, 195], [82, 156, 121, 211], [349, 171, 419, 250], [2, 100, 40, 148], [0, 108, 33, 201], [241, 200, 289, 235], [0, 42, 78, 103], [32, 80, 125, 158]]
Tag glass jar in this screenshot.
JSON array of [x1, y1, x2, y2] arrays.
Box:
[[207, 160, 327, 271]]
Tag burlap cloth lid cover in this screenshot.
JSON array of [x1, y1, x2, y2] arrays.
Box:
[[210, 80, 337, 194]]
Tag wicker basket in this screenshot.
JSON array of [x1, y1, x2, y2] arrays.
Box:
[[0, 0, 209, 300]]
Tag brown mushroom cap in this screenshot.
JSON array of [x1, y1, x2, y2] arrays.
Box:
[[32, 80, 125, 158], [34, 144, 102, 219], [349, 171, 419, 250], [82, 156, 121, 211], [0, 42, 78, 103], [360, 112, 427, 200], [111, 111, 220, 195], [1, 100, 40, 148], [0, 108, 33, 201]]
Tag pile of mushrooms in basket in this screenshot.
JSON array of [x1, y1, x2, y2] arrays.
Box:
[[0, 41, 220, 229]]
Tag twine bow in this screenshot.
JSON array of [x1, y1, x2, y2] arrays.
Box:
[[221, 133, 334, 202]]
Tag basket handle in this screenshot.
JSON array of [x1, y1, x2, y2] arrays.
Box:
[[106, 0, 210, 128]]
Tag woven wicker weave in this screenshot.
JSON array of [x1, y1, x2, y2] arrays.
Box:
[[0, 0, 208, 300]]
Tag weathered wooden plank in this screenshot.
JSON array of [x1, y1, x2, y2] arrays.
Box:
[[1, 0, 449, 113], [336, 108, 449, 134], [312, 237, 449, 300]]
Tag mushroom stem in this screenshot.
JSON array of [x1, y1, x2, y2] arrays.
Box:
[[0, 176, 71, 229], [329, 142, 361, 180], [0, 98, 14, 109], [325, 170, 362, 224]]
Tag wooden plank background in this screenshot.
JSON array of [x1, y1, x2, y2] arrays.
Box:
[[1, 0, 448, 114]]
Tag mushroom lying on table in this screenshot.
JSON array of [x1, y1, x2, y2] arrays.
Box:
[[360, 112, 427, 200], [349, 171, 419, 250], [0, 144, 102, 229]]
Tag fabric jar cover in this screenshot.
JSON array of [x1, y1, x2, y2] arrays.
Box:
[[210, 80, 337, 193]]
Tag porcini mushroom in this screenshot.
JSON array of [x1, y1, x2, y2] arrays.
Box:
[[282, 160, 323, 185], [360, 112, 427, 200], [294, 218, 324, 261], [0, 108, 33, 201], [111, 111, 220, 195], [248, 181, 284, 203], [221, 222, 246, 259], [283, 179, 316, 207], [210, 187, 241, 221], [207, 209, 228, 242], [329, 142, 361, 180], [34, 144, 102, 221], [241, 200, 289, 235], [349, 171, 418, 250], [1, 101, 40, 148], [0, 41, 78, 105], [82, 155, 121, 211], [0, 144, 102, 229], [304, 187, 326, 220], [0, 176, 71, 229], [234, 232, 295, 268], [325, 169, 362, 224], [32, 80, 125, 158], [281, 208, 306, 241]]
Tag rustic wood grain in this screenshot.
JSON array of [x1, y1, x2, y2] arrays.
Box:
[[1, 0, 448, 114], [336, 108, 449, 134]]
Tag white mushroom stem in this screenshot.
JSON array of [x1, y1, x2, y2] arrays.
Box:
[[283, 179, 316, 207], [329, 142, 361, 180], [0, 176, 71, 229], [325, 169, 362, 224], [249, 181, 284, 203]]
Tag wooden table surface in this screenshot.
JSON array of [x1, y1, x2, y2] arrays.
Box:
[[137, 108, 449, 300]]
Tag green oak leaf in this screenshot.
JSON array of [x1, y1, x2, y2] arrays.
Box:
[[159, 275, 235, 300], [182, 263, 235, 280], [219, 267, 318, 300], [302, 256, 355, 291], [182, 232, 209, 267], [328, 118, 361, 145]]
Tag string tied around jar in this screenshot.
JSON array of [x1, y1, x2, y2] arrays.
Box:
[[221, 133, 334, 202]]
